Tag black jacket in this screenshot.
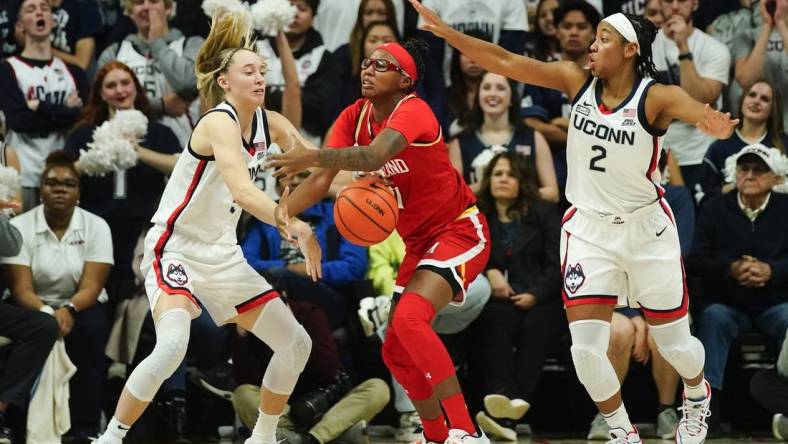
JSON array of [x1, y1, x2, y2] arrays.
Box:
[[686, 191, 788, 313], [485, 200, 562, 305]]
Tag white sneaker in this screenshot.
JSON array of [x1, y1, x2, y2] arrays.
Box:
[[676, 381, 712, 444], [773, 413, 788, 440], [443, 428, 490, 444], [395, 411, 423, 442], [410, 433, 442, 444], [606, 426, 641, 443], [656, 407, 679, 439], [482, 394, 529, 420], [587, 412, 611, 440], [91, 435, 122, 444], [357, 296, 391, 337], [475, 411, 517, 441]]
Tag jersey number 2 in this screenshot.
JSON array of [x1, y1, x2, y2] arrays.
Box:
[[589, 145, 606, 172]]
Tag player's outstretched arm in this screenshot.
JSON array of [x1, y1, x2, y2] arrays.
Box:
[[653, 84, 739, 140], [202, 112, 323, 280], [267, 127, 408, 179], [409, 0, 585, 96]]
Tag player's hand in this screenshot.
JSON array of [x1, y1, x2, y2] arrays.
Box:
[[353, 171, 393, 187], [409, 0, 451, 38], [511, 293, 537, 309], [696, 104, 739, 139], [274, 186, 294, 243], [267, 136, 318, 183], [288, 220, 322, 281]]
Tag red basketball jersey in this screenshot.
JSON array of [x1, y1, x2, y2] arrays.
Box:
[[328, 94, 476, 249]]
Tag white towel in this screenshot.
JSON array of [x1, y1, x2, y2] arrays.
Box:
[[27, 338, 77, 443]]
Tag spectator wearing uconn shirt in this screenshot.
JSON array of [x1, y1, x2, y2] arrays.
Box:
[[256, 0, 336, 144], [417, 0, 528, 127], [0, 0, 89, 211], [1, 152, 113, 441]]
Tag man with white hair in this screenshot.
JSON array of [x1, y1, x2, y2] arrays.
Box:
[[687, 143, 788, 436]]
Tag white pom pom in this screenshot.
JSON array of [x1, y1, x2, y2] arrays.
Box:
[[110, 109, 148, 139], [202, 0, 248, 17], [251, 0, 297, 36], [79, 145, 117, 177], [470, 145, 508, 183], [0, 166, 21, 203], [79, 117, 141, 177]]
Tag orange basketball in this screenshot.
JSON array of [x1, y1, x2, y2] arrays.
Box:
[[334, 179, 399, 246]]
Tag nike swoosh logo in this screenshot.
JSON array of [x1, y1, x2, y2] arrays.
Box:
[[582, 100, 593, 107], [656, 226, 667, 237]]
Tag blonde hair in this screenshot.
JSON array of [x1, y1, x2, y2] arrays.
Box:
[[195, 11, 265, 108]]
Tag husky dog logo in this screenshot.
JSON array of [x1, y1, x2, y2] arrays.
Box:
[[564, 263, 586, 294], [166, 263, 188, 286]]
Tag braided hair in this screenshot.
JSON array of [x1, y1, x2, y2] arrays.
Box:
[[401, 38, 430, 88], [623, 13, 660, 80]]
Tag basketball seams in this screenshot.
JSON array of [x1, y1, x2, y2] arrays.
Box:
[[339, 195, 391, 236], [334, 180, 400, 246]]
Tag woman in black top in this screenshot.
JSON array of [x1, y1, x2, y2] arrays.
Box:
[[65, 61, 180, 301], [473, 151, 563, 439]]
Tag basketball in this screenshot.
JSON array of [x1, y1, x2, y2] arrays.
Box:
[[334, 179, 399, 246]]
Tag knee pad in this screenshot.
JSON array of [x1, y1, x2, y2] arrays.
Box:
[[649, 316, 705, 378], [569, 320, 620, 402], [251, 298, 312, 395], [381, 330, 433, 401], [126, 308, 191, 401], [391, 293, 436, 336]]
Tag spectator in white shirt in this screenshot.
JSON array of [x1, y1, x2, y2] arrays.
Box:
[[652, 0, 731, 200], [1, 151, 113, 441]]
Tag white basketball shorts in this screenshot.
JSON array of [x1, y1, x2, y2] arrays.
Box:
[[142, 226, 279, 325], [559, 199, 688, 319]]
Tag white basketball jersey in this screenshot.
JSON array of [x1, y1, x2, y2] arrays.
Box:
[[150, 102, 272, 246], [116, 39, 196, 146], [565, 76, 666, 215], [4, 56, 77, 187]]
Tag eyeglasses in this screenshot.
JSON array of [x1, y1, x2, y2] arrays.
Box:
[[361, 57, 410, 77], [42, 179, 79, 189], [736, 164, 771, 175]]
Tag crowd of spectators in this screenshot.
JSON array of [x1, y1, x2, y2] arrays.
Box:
[[0, 0, 786, 442]]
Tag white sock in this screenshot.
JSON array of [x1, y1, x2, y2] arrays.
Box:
[[684, 380, 708, 401], [251, 408, 279, 441], [603, 404, 634, 432], [101, 417, 130, 441]]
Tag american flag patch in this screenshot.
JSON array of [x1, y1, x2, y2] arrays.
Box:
[[253, 141, 267, 152], [623, 108, 636, 118]]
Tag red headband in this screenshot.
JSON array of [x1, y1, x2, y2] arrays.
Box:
[[377, 42, 418, 82]]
